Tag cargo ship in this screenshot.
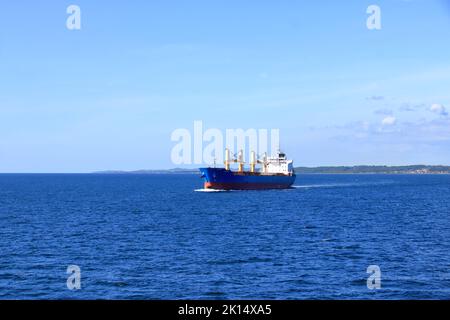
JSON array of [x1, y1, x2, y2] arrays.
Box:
[[199, 149, 296, 190]]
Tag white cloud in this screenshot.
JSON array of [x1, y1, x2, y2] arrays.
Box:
[[430, 104, 448, 116], [382, 116, 397, 126]]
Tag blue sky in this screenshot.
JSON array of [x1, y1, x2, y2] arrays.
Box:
[[1, 0, 450, 172]]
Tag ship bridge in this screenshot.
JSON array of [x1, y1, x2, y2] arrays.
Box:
[[264, 151, 294, 175]]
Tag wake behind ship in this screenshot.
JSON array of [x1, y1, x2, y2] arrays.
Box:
[[200, 149, 296, 190]]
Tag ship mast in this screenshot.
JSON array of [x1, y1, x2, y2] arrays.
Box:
[[224, 148, 230, 170], [257, 152, 268, 173], [237, 150, 244, 172], [224, 148, 245, 172], [250, 151, 256, 173]]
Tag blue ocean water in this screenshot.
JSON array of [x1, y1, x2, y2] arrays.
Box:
[[1, 173, 450, 299]]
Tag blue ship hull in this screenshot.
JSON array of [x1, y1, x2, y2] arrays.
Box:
[[199, 168, 296, 190]]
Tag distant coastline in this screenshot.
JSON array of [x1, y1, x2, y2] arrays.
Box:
[[93, 165, 450, 175], [294, 165, 450, 174]]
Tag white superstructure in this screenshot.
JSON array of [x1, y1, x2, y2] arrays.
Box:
[[261, 151, 294, 175]]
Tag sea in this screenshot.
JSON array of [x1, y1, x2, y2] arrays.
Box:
[[0, 173, 450, 299]]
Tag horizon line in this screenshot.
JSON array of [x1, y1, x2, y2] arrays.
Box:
[[2, 163, 450, 174]]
